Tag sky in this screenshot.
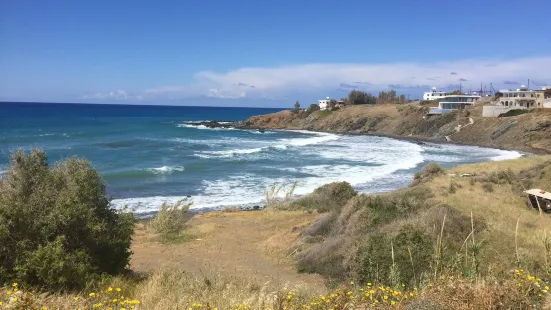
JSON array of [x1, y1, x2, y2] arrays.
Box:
[[1, 0, 551, 107]]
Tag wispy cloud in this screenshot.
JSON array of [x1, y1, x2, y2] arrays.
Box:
[[139, 56, 551, 100], [388, 84, 431, 89], [503, 80, 520, 85], [80, 89, 142, 100]]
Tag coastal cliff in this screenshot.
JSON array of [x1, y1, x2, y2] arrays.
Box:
[[239, 103, 551, 153]]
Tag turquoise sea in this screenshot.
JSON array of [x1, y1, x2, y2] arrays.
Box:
[[0, 102, 522, 216]]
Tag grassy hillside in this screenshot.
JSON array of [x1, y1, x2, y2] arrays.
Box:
[[239, 104, 551, 154], [4, 156, 551, 309]]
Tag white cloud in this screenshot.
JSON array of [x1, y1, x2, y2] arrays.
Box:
[[80, 89, 142, 101], [207, 88, 246, 99], [131, 56, 551, 100]]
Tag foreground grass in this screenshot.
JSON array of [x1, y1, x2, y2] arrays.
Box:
[[2, 269, 550, 309]]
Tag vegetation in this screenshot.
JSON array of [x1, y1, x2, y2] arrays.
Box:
[[291, 158, 551, 308], [412, 162, 444, 186], [306, 103, 320, 113], [294, 182, 356, 213], [498, 109, 532, 117], [0, 149, 134, 290], [293, 100, 300, 113], [348, 90, 377, 105], [377, 90, 407, 104], [2, 268, 549, 309], [150, 199, 193, 242]]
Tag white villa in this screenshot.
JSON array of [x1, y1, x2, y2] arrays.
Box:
[[482, 85, 550, 117], [318, 97, 331, 111], [428, 94, 481, 115], [423, 87, 447, 101]]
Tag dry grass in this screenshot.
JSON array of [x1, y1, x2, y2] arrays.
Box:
[[429, 156, 551, 274]]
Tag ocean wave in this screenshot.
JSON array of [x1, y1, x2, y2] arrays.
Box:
[[490, 150, 523, 161], [146, 165, 185, 175], [194, 131, 340, 158], [198, 148, 264, 158]]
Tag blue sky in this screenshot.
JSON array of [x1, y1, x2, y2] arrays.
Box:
[[1, 0, 550, 107]]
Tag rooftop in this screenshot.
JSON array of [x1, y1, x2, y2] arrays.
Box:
[[525, 189, 551, 200]]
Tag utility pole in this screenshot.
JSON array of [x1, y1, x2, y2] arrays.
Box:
[[459, 83, 462, 94], [528, 79, 530, 89]]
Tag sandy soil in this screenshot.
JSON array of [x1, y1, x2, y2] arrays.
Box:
[[130, 209, 327, 293]]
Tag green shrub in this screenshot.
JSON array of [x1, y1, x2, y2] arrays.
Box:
[[498, 109, 531, 117], [0, 149, 135, 289], [306, 104, 320, 113], [482, 183, 494, 193], [294, 182, 357, 213], [357, 187, 431, 229], [356, 224, 433, 287], [297, 237, 347, 281], [317, 110, 332, 117], [412, 162, 444, 186], [150, 199, 192, 242]]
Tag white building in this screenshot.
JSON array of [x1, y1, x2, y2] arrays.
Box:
[[318, 97, 330, 111], [428, 95, 481, 115], [483, 85, 549, 117], [497, 85, 541, 109], [423, 87, 447, 101]]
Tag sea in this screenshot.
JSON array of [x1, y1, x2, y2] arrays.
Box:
[[0, 102, 523, 216]]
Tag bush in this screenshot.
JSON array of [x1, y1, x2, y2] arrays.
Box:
[[0, 149, 135, 289], [498, 109, 531, 117], [306, 104, 320, 113], [482, 183, 494, 193], [412, 162, 444, 186], [294, 182, 356, 213], [150, 199, 192, 242], [356, 224, 433, 287]]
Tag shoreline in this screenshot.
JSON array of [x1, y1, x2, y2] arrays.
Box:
[[124, 125, 528, 219], [240, 125, 539, 156]]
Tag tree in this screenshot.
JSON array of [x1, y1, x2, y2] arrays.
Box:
[[0, 149, 135, 289], [399, 94, 406, 104], [329, 99, 337, 110], [294, 100, 301, 111], [307, 103, 320, 113], [348, 90, 376, 105]]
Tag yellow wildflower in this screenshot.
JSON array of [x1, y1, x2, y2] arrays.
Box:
[[116, 288, 122, 292], [108, 287, 113, 292], [89, 292, 96, 297]]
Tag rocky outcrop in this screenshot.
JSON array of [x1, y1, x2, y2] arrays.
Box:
[[184, 121, 237, 129]]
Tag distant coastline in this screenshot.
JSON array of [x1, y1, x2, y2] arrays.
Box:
[[238, 103, 551, 155]]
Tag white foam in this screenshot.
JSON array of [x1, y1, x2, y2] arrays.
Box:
[[198, 148, 265, 158], [146, 166, 185, 175], [194, 131, 340, 158], [489, 150, 523, 161]]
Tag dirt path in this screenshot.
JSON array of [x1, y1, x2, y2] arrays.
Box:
[[130, 210, 327, 294]]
